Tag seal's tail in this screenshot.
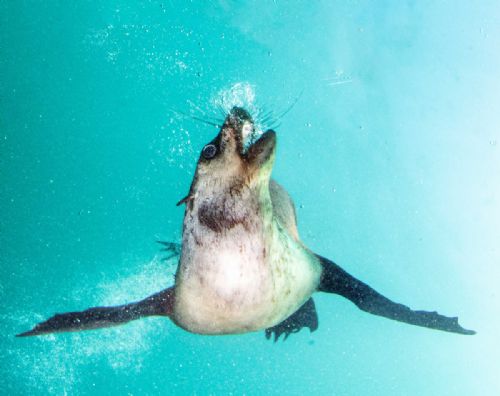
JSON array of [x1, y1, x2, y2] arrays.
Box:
[[16, 287, 174, 337]]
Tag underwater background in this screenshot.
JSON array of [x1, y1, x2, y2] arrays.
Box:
[[1, 1, 499, 395]]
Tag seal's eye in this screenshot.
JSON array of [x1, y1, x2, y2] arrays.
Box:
[[202, 144, 217, 160]]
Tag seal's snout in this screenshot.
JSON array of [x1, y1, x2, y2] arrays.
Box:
[[221, 107, 255, 153], [247, 129, 276, 166], [230, 106, 252, 123], [225, 107, 253, 131]]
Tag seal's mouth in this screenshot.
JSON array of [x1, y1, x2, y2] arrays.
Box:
[[218, 106, 275, 166], [246, 129, 276, 166]]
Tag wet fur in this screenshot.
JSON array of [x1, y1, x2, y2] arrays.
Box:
[[172, 170, 321, 334], [170, 115, 322, 334]]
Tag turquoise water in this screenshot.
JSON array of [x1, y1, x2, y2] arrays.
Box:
[[1, 1, 499, 394]]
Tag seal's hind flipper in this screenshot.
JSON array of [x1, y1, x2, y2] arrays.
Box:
[[265, 297, 318, 342], [17, 288, 174, 337], [316, 255, 475, 335]]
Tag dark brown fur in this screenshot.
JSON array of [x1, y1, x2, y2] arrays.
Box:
[[197, 185, 261, 233]]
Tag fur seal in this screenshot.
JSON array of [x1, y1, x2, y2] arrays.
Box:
[[17, 107, 475, 340]]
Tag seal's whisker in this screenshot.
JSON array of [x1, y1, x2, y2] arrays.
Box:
[[257, 105, 277, 125], [267, 121, 282, 131], [187, 115, 220, 128], [195, 112, 223, 123], [260, 113, 276, 125], [185, 102, 224, 123], [275, 90, 304, 122], [169, 108, 220, 128], [193, 113, 223, 123], [261, 118, 278, 130], [186, 100, 207, 115], [260, 114, 276, 125], [217, 104, 227, 118], [259, 109, 274, 121]]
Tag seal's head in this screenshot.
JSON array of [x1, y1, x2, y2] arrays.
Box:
[[192, 106, 276, 192]]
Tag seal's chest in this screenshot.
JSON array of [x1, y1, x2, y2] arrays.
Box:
[[173, 237, 276, 333]]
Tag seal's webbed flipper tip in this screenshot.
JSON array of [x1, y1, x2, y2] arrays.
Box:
[[156, 240, 181, 252], [156, 240, 182, 261], [417, 312, 476, 335], [15, 311, 83, 337], [16, 329, 39, 337], [316, 254, 476, 335]]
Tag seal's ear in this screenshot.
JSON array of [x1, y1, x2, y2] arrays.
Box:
[[247, 130, 276, 171]]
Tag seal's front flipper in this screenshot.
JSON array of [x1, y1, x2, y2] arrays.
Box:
[[316, 255, 475, 335], [157, 240, 181, 261], [17, 287, 174, 337], [265, 297, 318, 342]]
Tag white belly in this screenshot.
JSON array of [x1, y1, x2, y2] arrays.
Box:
[[172, 222, 322, 334]]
